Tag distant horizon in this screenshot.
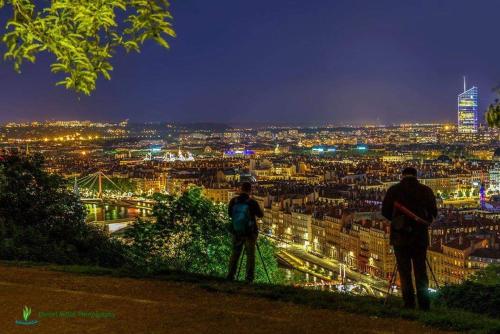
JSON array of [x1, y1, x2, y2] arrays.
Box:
[[0, 108, 481, 126], [0, 119, 463, 127]]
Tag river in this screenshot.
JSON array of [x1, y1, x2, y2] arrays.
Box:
[[85, 204, 149, 222]]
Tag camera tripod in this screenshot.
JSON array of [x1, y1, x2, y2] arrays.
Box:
[[384, 257, 439, 306], [236, 240, 272, 283]]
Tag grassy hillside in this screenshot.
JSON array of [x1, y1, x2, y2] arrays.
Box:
[[5, 261, 499, 334]]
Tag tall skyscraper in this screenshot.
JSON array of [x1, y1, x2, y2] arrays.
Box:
[[457, 77, 479, 134]]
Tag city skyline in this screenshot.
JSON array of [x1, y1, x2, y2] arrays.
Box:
[[0, 119, 479, 127], [1, 1, 500, 124]]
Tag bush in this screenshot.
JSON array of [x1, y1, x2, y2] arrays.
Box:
[[124, 188, 282, 283], [0, 154, 125, 267], [435, 265, 500, 318]]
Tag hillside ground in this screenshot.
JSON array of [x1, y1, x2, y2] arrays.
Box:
[[0, 264, 454, 334]]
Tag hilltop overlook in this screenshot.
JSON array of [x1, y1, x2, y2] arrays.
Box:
[[0, 263, 457, 334]]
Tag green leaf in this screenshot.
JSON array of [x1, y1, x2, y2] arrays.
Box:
[[0, 0, 176, 94]]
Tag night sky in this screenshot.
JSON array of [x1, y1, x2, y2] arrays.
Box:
[[1, 0, 500, 125]]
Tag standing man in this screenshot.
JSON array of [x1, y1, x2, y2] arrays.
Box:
[[227, 182, 263, 283], [382, 167, 437, 310]]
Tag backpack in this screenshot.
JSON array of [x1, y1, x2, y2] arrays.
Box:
[[231, 199, 254, 236]]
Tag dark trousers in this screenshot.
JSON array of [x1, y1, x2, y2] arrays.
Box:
[[394, 246, 430, 310], [227, 233, 257, 282]]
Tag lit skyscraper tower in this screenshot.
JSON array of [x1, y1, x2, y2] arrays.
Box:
[[457, 77, 479, 134]]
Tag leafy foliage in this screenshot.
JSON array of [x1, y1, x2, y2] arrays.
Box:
[[470, 264, 500, 286], [435, 265, 500, 318], [486, 87, 500, 128], [125, 188, 282, 283], [0, 153, 125, 266], [0, 0, 175, 94], [486, 99, 500, 128]]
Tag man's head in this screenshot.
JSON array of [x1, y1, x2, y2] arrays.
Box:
[[402, 167, 418, 178], [240, 182, 252, 194]]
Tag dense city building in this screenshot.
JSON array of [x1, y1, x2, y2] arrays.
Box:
[[1, 119, 500, 289]]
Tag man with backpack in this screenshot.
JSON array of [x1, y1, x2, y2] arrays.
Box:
[[227, 182, 264, 283], [382, 167, 437, 311]]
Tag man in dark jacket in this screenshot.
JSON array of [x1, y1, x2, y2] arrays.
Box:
[[382, 167, 437, 310], [227, 182, 264, 282]]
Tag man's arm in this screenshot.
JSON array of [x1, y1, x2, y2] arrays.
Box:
[[382, 187, 395, 221]]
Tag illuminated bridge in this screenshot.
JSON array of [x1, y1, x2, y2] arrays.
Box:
[[74, 171, 156, 207], [74, 171, 128, 199], [74, 171, 156, 233]]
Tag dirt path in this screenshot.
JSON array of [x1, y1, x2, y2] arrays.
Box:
[[0, 265, 451, 334]]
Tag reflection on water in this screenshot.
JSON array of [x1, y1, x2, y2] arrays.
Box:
[[279, 264, 354, 293], [279, 265, 339, 291], [85, 204, 148, 222], [281, 266, 311, 284]]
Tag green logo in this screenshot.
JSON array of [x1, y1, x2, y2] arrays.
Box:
[[15, 306, 38, 326]]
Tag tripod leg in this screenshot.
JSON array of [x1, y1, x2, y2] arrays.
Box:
[[426, 258, 440, 289], [236, 248, 246, 280], [256, 242, 271, 284], [384, 263, 398, 306]]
